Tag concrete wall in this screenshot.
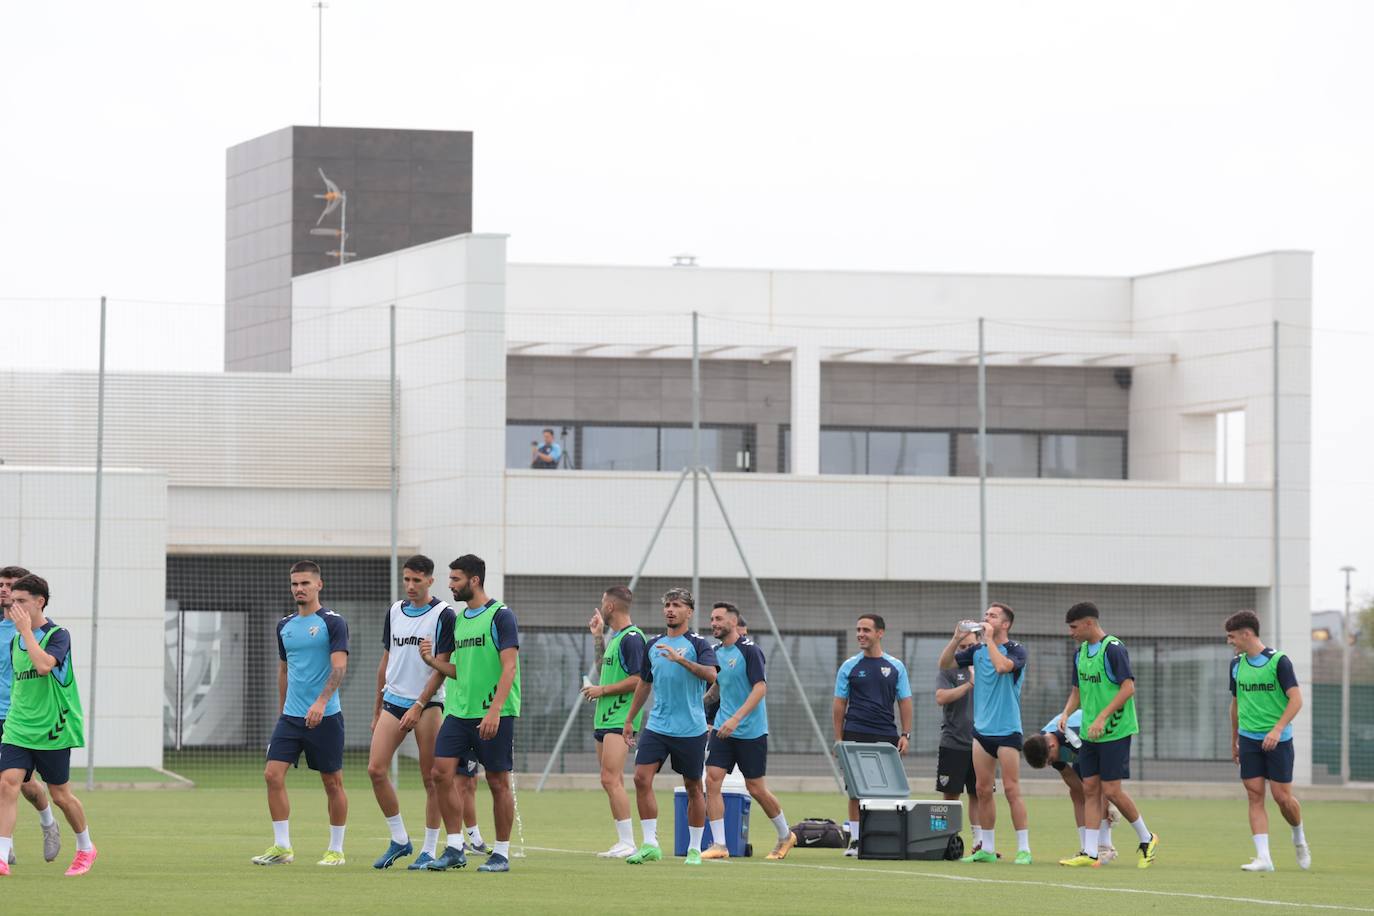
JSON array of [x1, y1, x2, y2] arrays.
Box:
[[0, 467, 167, 768]]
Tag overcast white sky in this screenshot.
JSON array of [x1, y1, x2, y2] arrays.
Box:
[[1, 1, 1371, 610]]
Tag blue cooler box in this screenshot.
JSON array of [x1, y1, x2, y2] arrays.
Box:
[[673, 787, 751, 856]]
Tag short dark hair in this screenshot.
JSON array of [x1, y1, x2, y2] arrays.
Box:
[[542, 427, 555, 436], [1023, 734, 1050, 769], [403, 554, 435, 576], [662, 587, 694, 609], [449, 554, 486, 586], [11, 574, 49, 603], [1225, 610, 1261, 636], [712, 601, 740, 617], [736, 616, 748, 630], [990, 602, 1015, 627], [290, 560, 322, 577], [858, 613, 886, 631], [603, 585, 634, 608], [0, 566, 31, 580], [1065, 602, 1099, 623]]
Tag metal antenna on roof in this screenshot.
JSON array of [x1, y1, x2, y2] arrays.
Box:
[[310, 168, 353, 265], [313, 2, 328, 126]]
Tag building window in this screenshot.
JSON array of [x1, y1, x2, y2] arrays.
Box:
[[1216, 410, 1245, 483], [953, 432, 1040, 478], [507, 422, 754, 472], [868, 431, 951, 476], [1041, 433, 1126, 479]]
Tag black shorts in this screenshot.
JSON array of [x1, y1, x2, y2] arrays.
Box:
[[434, 715, 515, 773], [707, 734, 769, 779], [382, 699, 444, 721], [936, 745, 977, 795], [972, 731, 1023, 757], [636, 729, 708, 777], [267, 713, 345, 773], [1078, 735, 1131, 782], [842, 730, 900, 747], [1239, 735, 1294, 783], [0, 742, 71, 786], [594, 728, 628, 744]]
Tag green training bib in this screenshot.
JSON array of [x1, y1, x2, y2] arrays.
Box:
[[6, 625, 85, 750], [1076, 635, 1138, 742], [445, 601, 521, 719], [1235, 650, 1290, 734], [595, 625, 645, 731]]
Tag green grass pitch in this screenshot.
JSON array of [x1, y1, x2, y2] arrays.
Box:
[[3, 786, 1371, 914]]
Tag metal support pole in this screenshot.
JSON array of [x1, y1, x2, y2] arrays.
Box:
[[536, 468, 693, 790], [389, 304, 400, 785], [691, 311, 701, 631], [1272, 320, 1281, 641], [1341, 565, 1356, 785], [977, 317, 988, 612], [86, 295, 107, 791], [701, 469, 844, 789]]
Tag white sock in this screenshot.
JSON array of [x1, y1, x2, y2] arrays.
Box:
[[1099, 818, 1113, 846], [1016, 828, 1030, 853], [422, 827, 441, 857], [1292, 823, 1306, 846], [771, 812, 790, 841], [616, 818, 634, 846], [972, 824, 982, 848], [1084, 827, 1099, 856], [983, 829, 995, 855], [446, 833, 463, 851], [1078, 826, 1087, 851], [709, 818, 725, 846], [642, 818, 658, 847], [385, 813, 407, 845], [75, 829, 94, 852], [37, 806, 56, 828], [0, 836, 12, 861], [688, 824, 705, 853], [272, 819, 291, 849], [1253, 833, 1271, 861], [465, 825, 484, 847], [848, 820, 860, 842], [328, 825, 345, 853], [493, 840, 510, 858], [1130, 816, 1151, 844]]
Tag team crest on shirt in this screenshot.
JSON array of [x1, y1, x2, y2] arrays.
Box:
[[309, 626, 319, 637], [727, 657, 738, 668], [881, 667, 891, 678]]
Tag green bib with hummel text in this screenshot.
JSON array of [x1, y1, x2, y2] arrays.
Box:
[[1236, 650, 1290, 734], [7, 625, 85, 750], [446, 601, 521, 719], [1076, 635, 1138, 742], [595, 626, 645, 730]]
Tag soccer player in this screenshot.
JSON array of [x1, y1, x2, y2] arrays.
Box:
[[1225, 610, 1310, 872], [1023, 709, 1119, 862], [621, 587, 718, 866], [367, 554, 457, 870], [938, 603, 1031, 865], [580, 585, 646, 858], [0, 575, 96, 877], [833, 614, 913, 857], [421, 554, 521, 874], [252, 560, 351, 867], [700, 602, 795, 861], [935, 627, 983, 857], [0, 567, 60, 866], [1053, 602, 1157, 869]]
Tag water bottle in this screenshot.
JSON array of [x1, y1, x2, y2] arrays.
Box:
[[1062, 722, 1082, 749]]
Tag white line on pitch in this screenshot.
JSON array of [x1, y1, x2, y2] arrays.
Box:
[[521, 846, 1374, 913]]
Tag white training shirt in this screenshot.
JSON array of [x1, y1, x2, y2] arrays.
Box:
[[381, 597, 456, 707]]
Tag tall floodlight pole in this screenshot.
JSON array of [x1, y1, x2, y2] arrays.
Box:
[[1272, 320, 1281, 641], [977, 318, 988, 612], [313, 2, 327, 125], [1340, 565, 1356, 785], [86, 296, 107, 791], [389, 304, 399, 785], [691, 311, 701, 631]]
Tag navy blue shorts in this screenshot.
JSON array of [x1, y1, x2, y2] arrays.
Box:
[[267, 713, 345, 773], [0, 742, 71, 786], [1078, 735, 1131, 782], [936, 745, 978, 796], [435, 715, 514, 773], [842, 730, 900, 747], [636, 729, 708, 777], [594, 728, 627, 744], [382, 700, 444, 721], [972, 731, 1024, 756], [1239, 735, 1294, 783], [707, 734, 769, 779]]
